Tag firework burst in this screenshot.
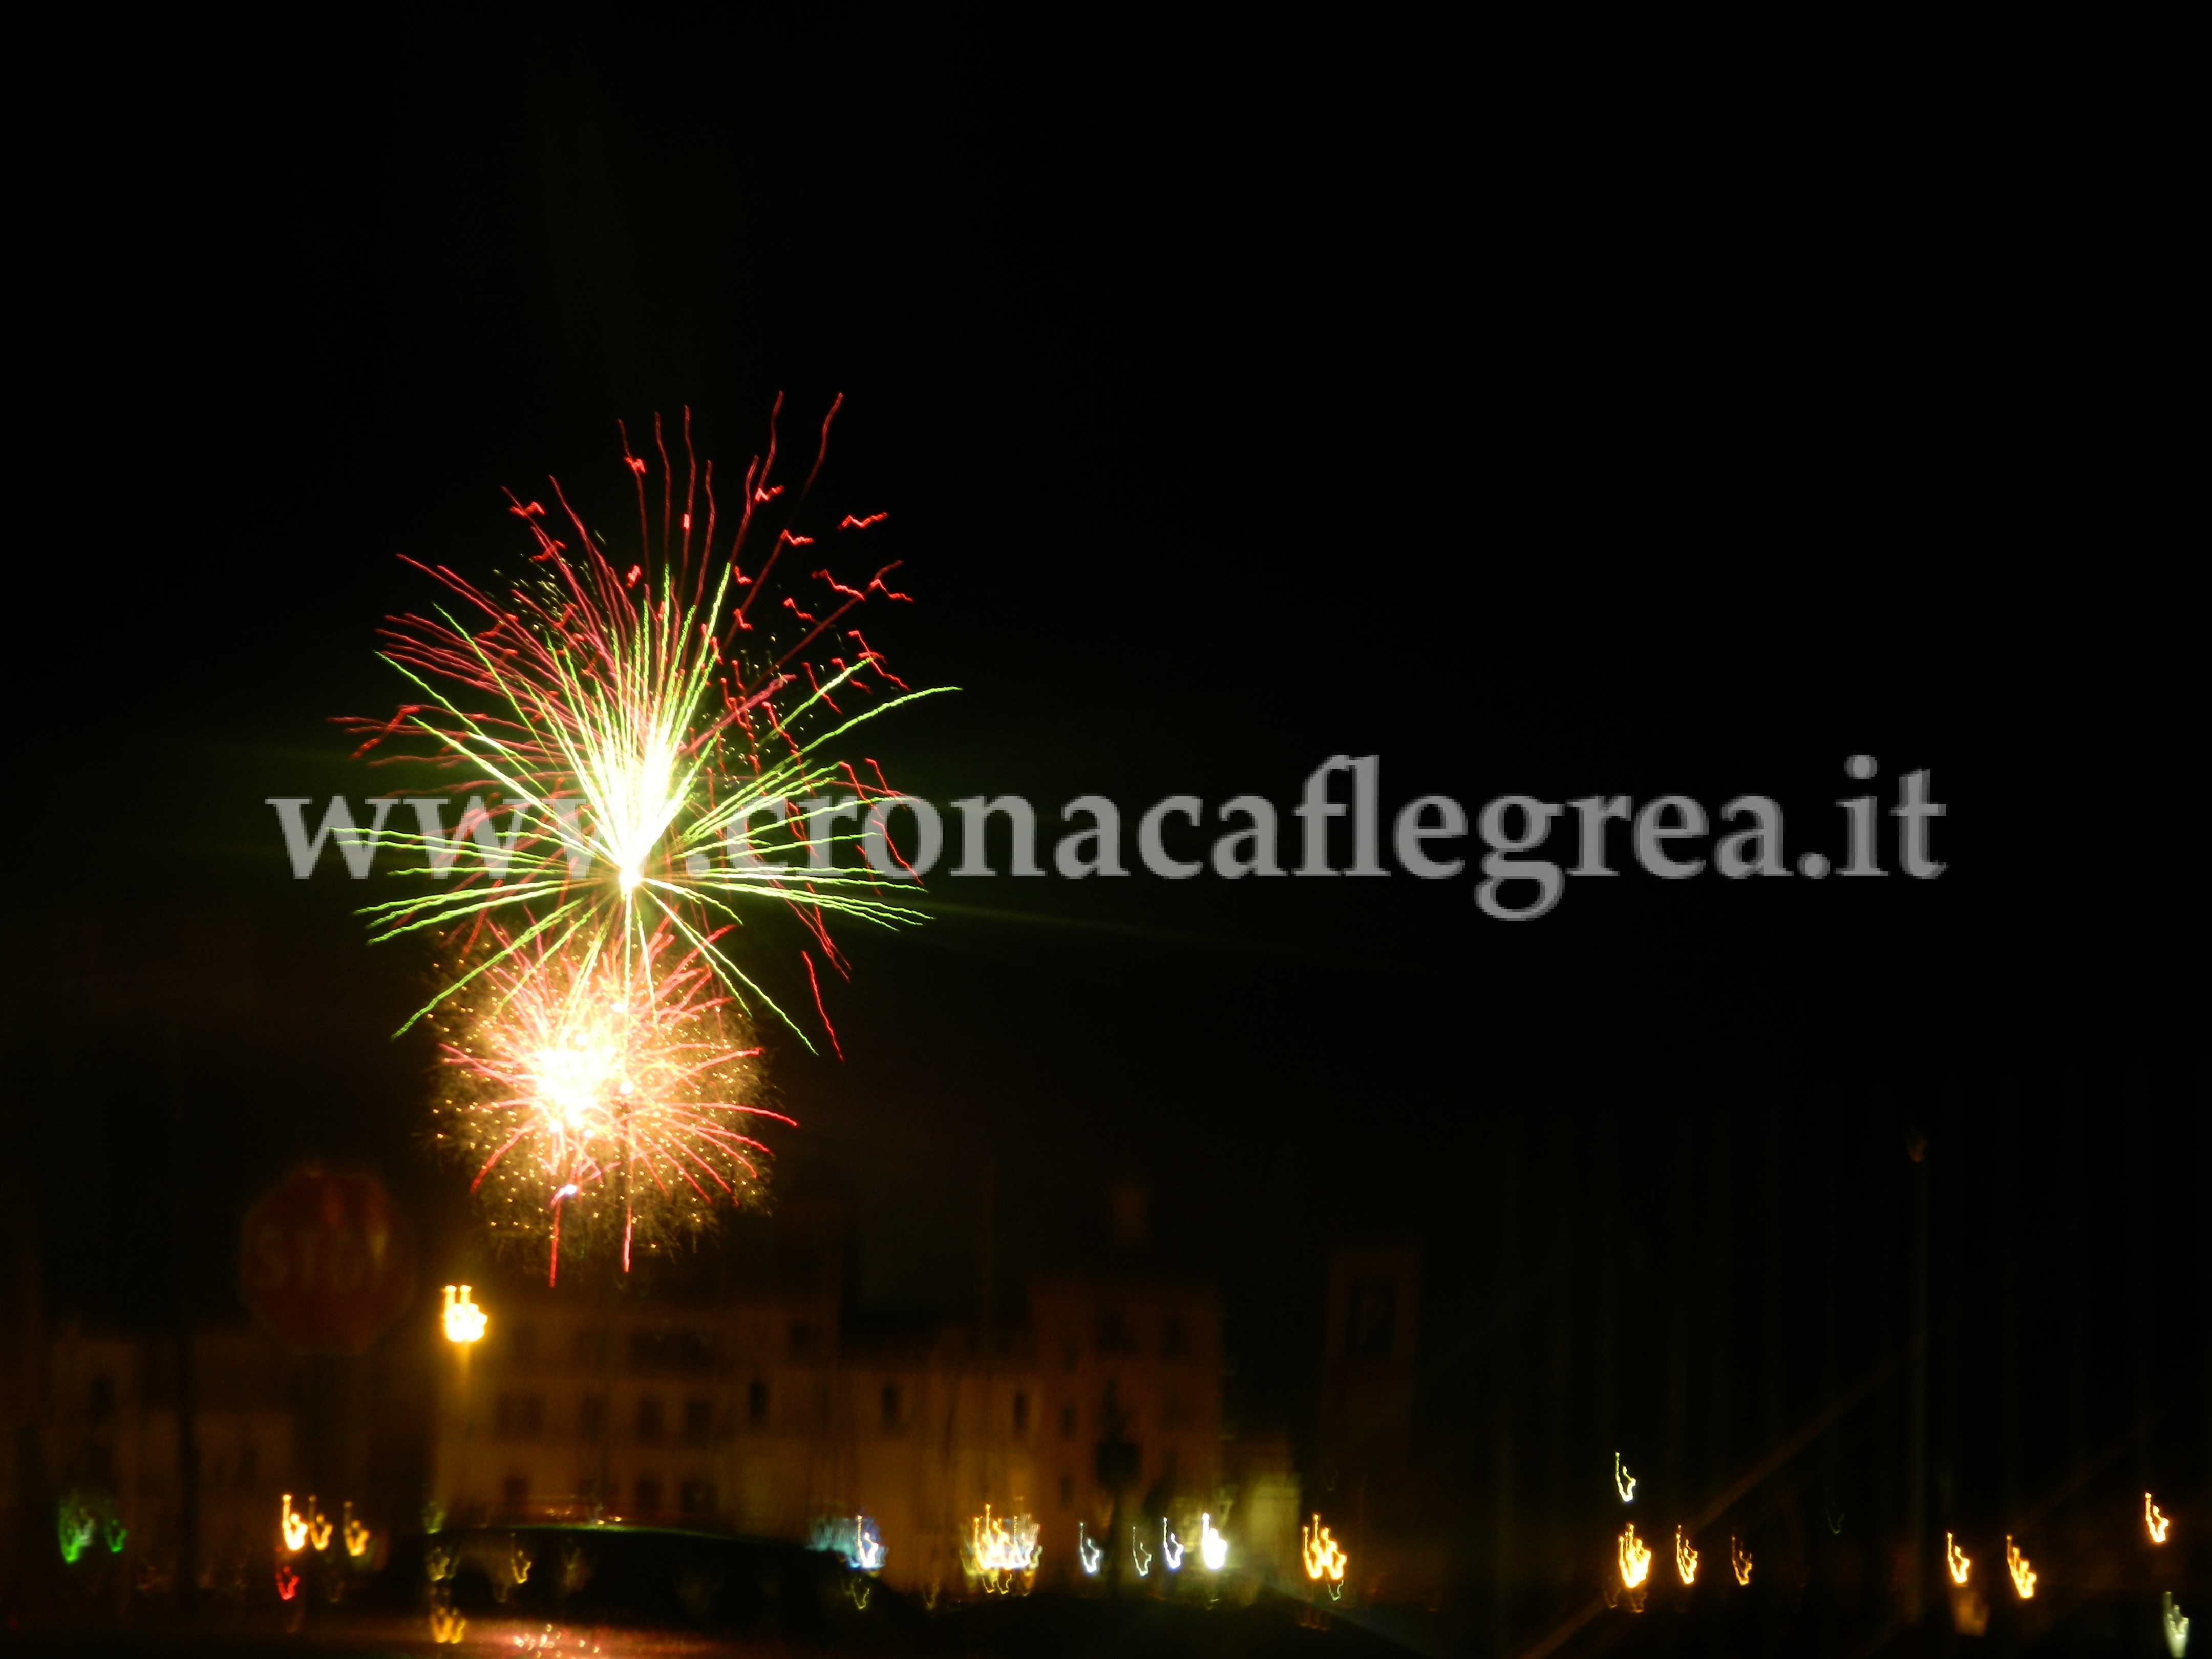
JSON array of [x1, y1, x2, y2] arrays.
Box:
[[342, 400, 946, 1046], [430, 922, 793, 1282]]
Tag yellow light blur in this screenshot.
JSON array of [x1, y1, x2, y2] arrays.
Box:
[[343, 1502, 370, 1559], [1947, 1531, 1970, 1586], [429, 1600, 467, 1644], [1614, 1451, 1636, 1503], [2163, 1591, 2189, 1656], [1674, 1525, 1699, 1585], [279, 1494, 309, 1554], [307, 1500, 332, 1554], [2006, 1536, 2035, 1600], [1619, 1523, 1651, 1589], [964, 1503, 1040, 1592], [1199, 1513, 1228, 1572], [442, 1285, 487, 1344], [1730, 1534, 1752, 1586], [2149, 1492, 2171, 1545], [1302, 1514, 1348, 1583]]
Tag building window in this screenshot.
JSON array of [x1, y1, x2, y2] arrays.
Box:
[[1059, 1474, 1074, 1508], [683, 1398, 713, 1444], [634, 1475, 662, 1514], [1347, 1277, 1397, 1359], [503, 1474, 530, 1507], [1163, 1382, 1192, 1428], [579, 1395, 608, 1440], [1161, 1314, 1190, 1357], [880, 1383, 902, 1430], [630, 1329, 716, 1373], [788, 1322, 818, 1360], [1060, 1403, 1076, 1441], [88, 1376, 116, 1422], [636, 1395, 665, 1443], [746, 1379, 769, 1427], [496, 1392, 544, 1440], [679, 1479, 716, 1516], [1097, 1307, 1135, 1353], [1012, 1391, 1029, 1436]]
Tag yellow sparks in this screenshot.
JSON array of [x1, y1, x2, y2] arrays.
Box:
[[441, 1284, 486, 1345], [1730, 1534, 1752, 1586], [1947, 1530, 1970, 1586], [2006, 1536, 2035, 1600], [1614, 1451, 1637, 1503], [1675, 1525, 1699, 1585], [1302, 1514, 1348, 1583], [2149, 1491, 2171, 1545], [1619, 1523, 1651, 1589]]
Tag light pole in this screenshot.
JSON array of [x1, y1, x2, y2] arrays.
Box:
[[442, 1287, 487, 1518]]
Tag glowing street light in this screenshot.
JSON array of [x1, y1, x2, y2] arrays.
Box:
[[1078, 1522, 1102, 1575], [279, 1494, 310, 1554], [343, 1502, 371, 1559], [2005, 1536, 2036, 1600], [2164, 1591, 2190, 1657], [1161, 1518, 1184, 1572], [1614, 1452, 1637, 1503], [442, 1285, 487, 1345], [1199, 1513, 1228, 1572], [2149, 1492, 2172, 1545], [1619, 1523, 1651, 1590], [1729, 1534, 1752, 1586], [1947, 1532, 1971, 1586], [1302, 1514, 1348, 1587], [1674, 1526, 1699, 1586]]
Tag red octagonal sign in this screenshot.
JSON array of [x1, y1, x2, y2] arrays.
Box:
[[240, 1166, 417, 1354]]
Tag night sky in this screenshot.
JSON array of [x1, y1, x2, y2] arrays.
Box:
[[11, 10, 2205, 1613]]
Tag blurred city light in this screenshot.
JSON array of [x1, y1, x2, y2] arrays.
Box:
[[2006, 1536, 2036, 1600], [2149, 1491, 2172, 1544], [441, 1283, 487, 1344], [1302, 1513, 1348, 1586], [1947, 1530, 1971, 1585], [1674, 1525, 1699, 1585], [1619, 1523, 1651, 1590], [1199, 1512, 1229, 1571], [279, 1494, 309, 1554]]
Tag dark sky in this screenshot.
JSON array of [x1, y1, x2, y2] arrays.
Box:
[[11, 10, 2205, 1552]]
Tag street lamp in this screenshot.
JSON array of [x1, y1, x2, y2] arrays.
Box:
[[442, 1286, 487, 1345], [441, 1287, 486, 1522]]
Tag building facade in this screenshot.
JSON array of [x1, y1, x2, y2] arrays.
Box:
[[429, 1269, 1226, 1597]]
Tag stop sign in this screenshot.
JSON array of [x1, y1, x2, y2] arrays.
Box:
[[240, 1167, 417, 1354]]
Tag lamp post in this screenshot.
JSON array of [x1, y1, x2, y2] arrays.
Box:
[[442, 1288, 487, 1518]]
